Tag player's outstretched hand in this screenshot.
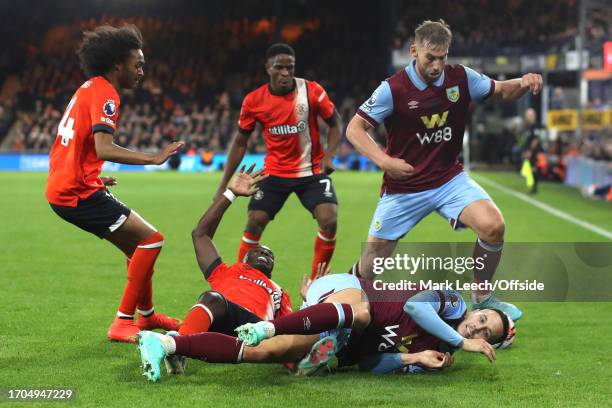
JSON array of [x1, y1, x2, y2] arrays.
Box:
[[521, 73, 543, 95], [152, 141, 185, 165], [300, 262, 331, 300], [228, 164, 268, 197], [382, 157, 414, 180], [461, 338, 496, 362], [414, 350, 453, 369], [100, 176, 117, 186]]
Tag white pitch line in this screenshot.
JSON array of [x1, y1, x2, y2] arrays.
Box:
[[474, 175, 612, 240]]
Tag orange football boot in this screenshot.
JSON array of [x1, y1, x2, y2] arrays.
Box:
[[136, 313, 181, 331], [107, 318, 140, 343]]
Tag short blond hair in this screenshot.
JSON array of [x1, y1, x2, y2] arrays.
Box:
[[414, 19, 452, 49]]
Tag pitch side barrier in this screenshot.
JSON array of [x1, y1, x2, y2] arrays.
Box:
[[0, 153, 380, 172]]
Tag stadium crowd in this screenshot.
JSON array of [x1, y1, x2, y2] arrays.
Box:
[[0, 0, 609, 178], [391, 0, 610, 55]]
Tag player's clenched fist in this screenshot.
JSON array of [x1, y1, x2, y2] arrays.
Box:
[[521, 73, 543, 95], [382, 156, 414, 180]]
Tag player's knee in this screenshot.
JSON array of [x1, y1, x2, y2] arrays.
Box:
[[196, 291, 227, 319], [480, 220, 505, 242], [318, 217, 337, 234]]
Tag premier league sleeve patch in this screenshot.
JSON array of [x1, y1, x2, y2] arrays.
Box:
[[103, 99, 117, 116]]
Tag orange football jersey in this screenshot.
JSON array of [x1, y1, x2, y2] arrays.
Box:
[[208, 261, 292, 320], [238, 78, 335, 178], [46, 76, 120, 207]]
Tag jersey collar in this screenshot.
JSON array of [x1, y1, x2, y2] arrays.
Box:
[[406, 60, 445, 91]]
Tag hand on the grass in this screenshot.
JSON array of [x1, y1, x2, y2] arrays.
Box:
[[462, 338, 496, 362], [228, 164, 267, 197], [300, 262, 331, 300], [101, 176, 117, 186], [413, 350, 453, 369]]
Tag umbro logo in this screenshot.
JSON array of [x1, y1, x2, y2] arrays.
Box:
[[408, 100, 419, 109]]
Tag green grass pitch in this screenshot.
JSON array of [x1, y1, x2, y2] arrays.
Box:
[[1, 170, 611, 407]]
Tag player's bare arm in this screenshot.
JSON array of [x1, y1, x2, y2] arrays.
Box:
[[193, 165, 266, 273], [321, 109, 343, 174], [94, 131, 184, 165], [214, 130, 251, 201], [492, 73, 543, 101], [346, 115, 414, 179]]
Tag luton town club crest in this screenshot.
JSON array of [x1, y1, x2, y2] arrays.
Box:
[[446, 86, 460, 103]]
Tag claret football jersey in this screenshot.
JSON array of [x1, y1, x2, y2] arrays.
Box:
[[238, 78, 335, 178], [46, 76, 120, 207], [357, 61, 495, 193]]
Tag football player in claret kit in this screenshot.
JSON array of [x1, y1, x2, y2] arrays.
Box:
[[214, 43, 343, 282], [346, 20, 543, 320], [45, 25, 184, 342]]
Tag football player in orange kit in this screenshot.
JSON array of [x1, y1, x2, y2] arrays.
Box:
[[214, 43, 343, 282], [45, 25, 184, 343], [178, 165, 293, 341]]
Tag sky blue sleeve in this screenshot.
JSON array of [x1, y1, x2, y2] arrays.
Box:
[[403, 290, 465, 347], [358, 354, 436, 375], [359, 353, 404, 374], [356, 81, 393, 126], [464, 65, 494, 103]]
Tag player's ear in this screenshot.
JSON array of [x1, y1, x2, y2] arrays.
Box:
[[265, 60, 273, 76], [409, 43, 417, 58]]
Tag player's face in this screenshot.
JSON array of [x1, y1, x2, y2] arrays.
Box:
[[411, 42, 448, 84], [118, 49, 145, 90], [266, 54, 295, 94], [456, 309, 504, 343], [246, 246, 275, 278]]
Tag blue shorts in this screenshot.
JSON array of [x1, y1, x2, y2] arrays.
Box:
[[369, 172, 491, 240], [304, 273, 362, 307], [303, 274, 362, 352]]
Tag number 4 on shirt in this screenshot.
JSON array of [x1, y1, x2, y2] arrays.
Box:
[[58, 96, 77, 146]]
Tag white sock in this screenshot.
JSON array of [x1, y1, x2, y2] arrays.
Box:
[[264, 321, 276, 337], [154, 332, 176, 354]]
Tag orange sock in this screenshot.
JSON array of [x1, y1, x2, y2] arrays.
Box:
[[178, 304, 213, 335], [117, 231, 164, 317], [311, 230, 336, 280], [137, 279, 153, 313], [126, 258, 154, 313], [237, 231, 261, 262]]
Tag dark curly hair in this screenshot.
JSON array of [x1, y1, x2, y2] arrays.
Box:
[[76, 24, 143, 77]]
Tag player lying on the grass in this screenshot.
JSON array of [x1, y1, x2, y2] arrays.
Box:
[[138, 325, 453, 382], [178, 164, 292, 342], [45, 24, 184, 342], [138, 274, 514, 381], [236, 273, 515, 363], [163, 168, 328, 372]]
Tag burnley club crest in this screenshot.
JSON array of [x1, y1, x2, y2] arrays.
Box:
[[446, 86, 460, 103]]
